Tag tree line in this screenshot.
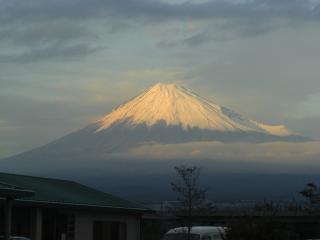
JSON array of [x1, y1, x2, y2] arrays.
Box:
[[169, 165, 320, 240]]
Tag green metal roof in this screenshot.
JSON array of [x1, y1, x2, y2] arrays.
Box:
[[0, 172, 147, 212], [0, 181, 35, 198]]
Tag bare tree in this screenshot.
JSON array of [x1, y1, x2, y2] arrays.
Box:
[[300, 182, 320, 210], [170, 165, 213, 240]]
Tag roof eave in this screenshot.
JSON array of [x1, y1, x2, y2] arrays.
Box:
[[11, 199, 153, 214]]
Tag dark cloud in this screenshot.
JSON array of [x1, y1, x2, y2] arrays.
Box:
[[0, 16, 102, 62], [0, 24, 94, 47], [108, 0, 316, 41], [0, 43, 101, 63], [0, 0, 103, 24], [0, 0, 319, 62], [105, 0, 312, 21], [0, 0, 104, 62], [184, 32, 210, 46], [157, 32, 211, 48], [1, 0, 319, 28]]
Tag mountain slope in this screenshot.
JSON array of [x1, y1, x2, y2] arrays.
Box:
[[1, 83, 310, 162]]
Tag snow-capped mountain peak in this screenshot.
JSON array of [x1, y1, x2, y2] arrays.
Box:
[[1, 82, 308, 176], [96, 83, 295, 137]]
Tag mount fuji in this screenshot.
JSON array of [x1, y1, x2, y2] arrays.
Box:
[[3, 83, 309, 159], [0, 83, 313, 201]]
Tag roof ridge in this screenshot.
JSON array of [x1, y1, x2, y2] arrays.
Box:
[[0, 181, 27, 190], [0, 171, 76, 184]]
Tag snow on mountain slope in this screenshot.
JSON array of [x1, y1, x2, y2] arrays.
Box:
[[251, 121, 295, 136], [96, 83, 294, 137]]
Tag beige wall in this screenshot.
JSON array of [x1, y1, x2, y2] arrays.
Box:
[[31, 208, 42, 240], [74, 210, 141, 240]]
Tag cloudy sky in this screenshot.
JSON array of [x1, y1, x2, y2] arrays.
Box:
[[1, 0, 320, 158]]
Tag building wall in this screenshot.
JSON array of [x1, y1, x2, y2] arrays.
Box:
[[74, 210, 141, 240]]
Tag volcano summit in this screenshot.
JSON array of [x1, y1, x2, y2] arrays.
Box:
[[5, 83, 310, 160], [97, 83, 295, 136]]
